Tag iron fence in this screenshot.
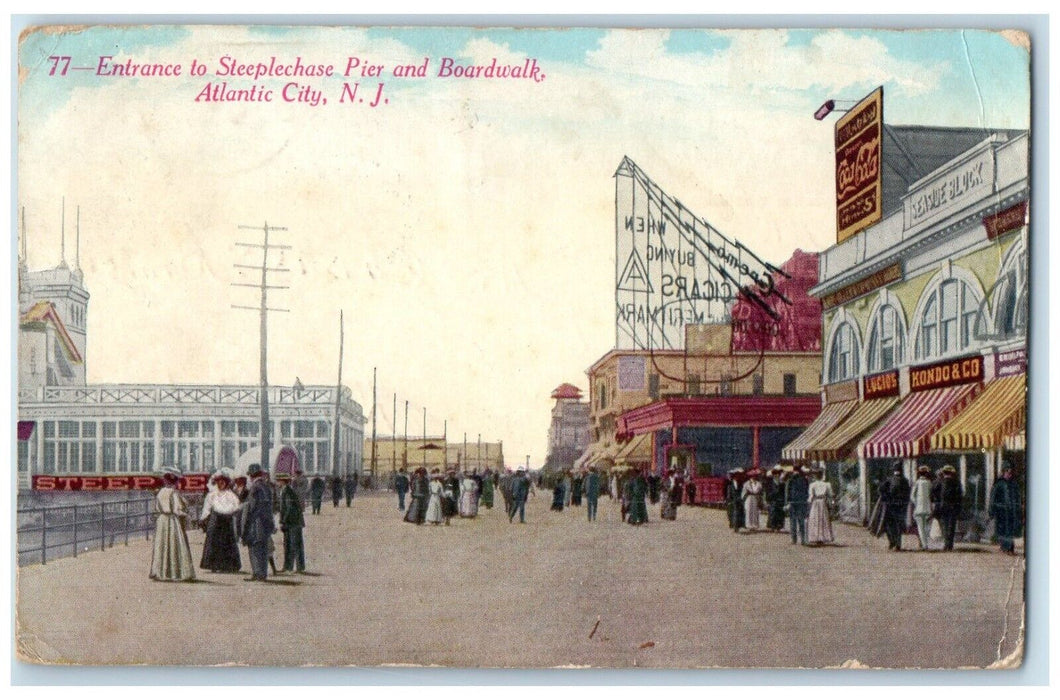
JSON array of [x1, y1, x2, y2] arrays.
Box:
[[17, 496, 202, 567]]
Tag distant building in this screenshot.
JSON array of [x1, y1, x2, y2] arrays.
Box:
[[543, 383, 590, 474], [583, 250, 824, 483], [364, 436, 505, 478], [15, 218, 365, 489]]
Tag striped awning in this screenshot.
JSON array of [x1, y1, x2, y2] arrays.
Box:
[[1004, 431, 1026, 451], [805, 397, 900, 461], [858, 383, 982, 459], [573, 449, 593, 471], [930, 374, 1026, 451], [615, 433, 652, 464], [781, 400, 856, 461]]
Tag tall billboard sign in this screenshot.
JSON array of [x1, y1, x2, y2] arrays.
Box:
[[614, 157, 785, 351], [835, 86, 883, 243]]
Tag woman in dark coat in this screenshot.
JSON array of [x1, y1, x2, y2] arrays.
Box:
[[627, 470, 649, 525], [551, 479, 566, 511], [199, 473, 242, 573], [404, 468, 429, 524], [571, 473, 583, 507], [989, 466, 1023, 554]]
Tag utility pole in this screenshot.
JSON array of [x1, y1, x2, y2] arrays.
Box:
[[370, 367, 378, 482], [443, 419, 447, 470], [422, 407, 427, 470], [403, 400, 409, 471], [232, 221, 289, 476], [332, 310, 344, 478], [392, 393, 397, 473]]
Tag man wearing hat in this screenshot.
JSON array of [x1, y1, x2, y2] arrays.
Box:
[[785, 466, 810, 545], [584, 466, 601, 522], [509, 467, 531, 523], [725, 469, 746, 532], [989, 464, 1022, 555], [277, 472, 306, 573], [931, 465, 963, 551], [394, 467, 410, 511], [909, 466, 935, 550], [241, 464, 276, 581], [878, 464, 911, 551], [344, 471, 358, 507], [765, 467, 787, 532]]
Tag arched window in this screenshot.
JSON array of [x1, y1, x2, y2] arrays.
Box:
[[828, 322, 860, 383], [915, 279, 982, 359], [867, 304, 905, 371], [993, 244, 1028, 339]]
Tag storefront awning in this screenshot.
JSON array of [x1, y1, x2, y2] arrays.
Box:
[[858, 383, 982, 459], [781, 400, 856, 461], [614, 433, 652, 464], [1004, 430, 1026, 451], [805, 397, 900, 462], [572, 449, 593, 471], [930, 374, 1025, 451]]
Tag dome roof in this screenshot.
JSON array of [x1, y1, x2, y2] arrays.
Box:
[[551, 383, 583, 399]]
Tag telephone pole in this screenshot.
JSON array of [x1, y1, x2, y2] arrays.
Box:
[[370, 367, 378, 481], [332, 310, 344, 478], [231, 221, 289, 476]]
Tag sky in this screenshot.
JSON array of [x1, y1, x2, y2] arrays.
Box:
[[14, 24, 1031, 468]]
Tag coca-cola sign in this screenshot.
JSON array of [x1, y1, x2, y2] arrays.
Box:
[[835, 87, 883, 243]]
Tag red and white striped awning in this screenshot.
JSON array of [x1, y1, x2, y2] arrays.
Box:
[[930, 374, 1025, 451], [858, 383, 982, 459], [781, 400, 856, 461]]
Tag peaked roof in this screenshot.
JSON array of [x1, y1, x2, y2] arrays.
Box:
[[551, 383, 583, 400], [19, 301, 83, 363], [881, 126, 1027, 216]]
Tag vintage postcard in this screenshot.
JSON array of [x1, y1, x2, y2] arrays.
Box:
[[13, 23, 1030, 670]]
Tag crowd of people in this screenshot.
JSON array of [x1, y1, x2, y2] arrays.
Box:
[[150, 464, 354, 583], [720, 461, 1024, 555], [149, 454, 1023, 583]]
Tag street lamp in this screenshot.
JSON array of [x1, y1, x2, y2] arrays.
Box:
[[814, 100, 836, 121]]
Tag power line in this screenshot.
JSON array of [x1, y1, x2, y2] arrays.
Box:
[[230, 221, 290, 475]]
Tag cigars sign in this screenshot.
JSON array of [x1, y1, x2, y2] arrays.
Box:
[[836, 87, 883, 243], [32, 474, 211, 492], [909, 354, 983, 392]]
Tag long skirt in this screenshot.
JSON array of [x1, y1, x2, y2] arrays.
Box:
[[660, 491, 676, 520], [200, 513, 241, 572], [459, 491, 478, 517], [806, 498, 834, 544], [767, 503, 786, 531], [404, 496, 427, 524], [150, 514, 196, 581], [551, 487, 565, 511], [481, 483, 494, 509], [627, 499, 648, 525], [743, 496, 761, 530], [571, 484, 583, 506], [425, 494, 444, 524]]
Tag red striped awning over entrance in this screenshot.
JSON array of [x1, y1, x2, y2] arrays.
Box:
[[930, 374, 1025, 451], [781, 400, 856, 461], [858, 383, 982, 459]]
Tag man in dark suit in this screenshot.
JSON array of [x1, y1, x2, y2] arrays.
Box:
[[584, 467, 601, 522], [241, 464, 275, 581], [785, 466, 810, 545], [932, 465, 963, 551], [331, 475, 343, 508], [509, 468, 531, 523], [394, 468, 410, 511], [278, 473, 306, 573], [879, 465, 911, 551], [309, 476, 326, 515], [344, 473, 358, 507]]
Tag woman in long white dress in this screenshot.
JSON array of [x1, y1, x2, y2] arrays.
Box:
[[459, 473, 479, 518], [425, 471, 444, 525], [806, 467, 835, 545], [741, 471, 763, 530], [150, 468, 196, 581]]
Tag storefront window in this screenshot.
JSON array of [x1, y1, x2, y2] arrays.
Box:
[[827, 322, 860, 383], [867, 304, 905, 371]]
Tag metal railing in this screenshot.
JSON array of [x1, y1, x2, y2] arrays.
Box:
[[16, 496, 202, 567]]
